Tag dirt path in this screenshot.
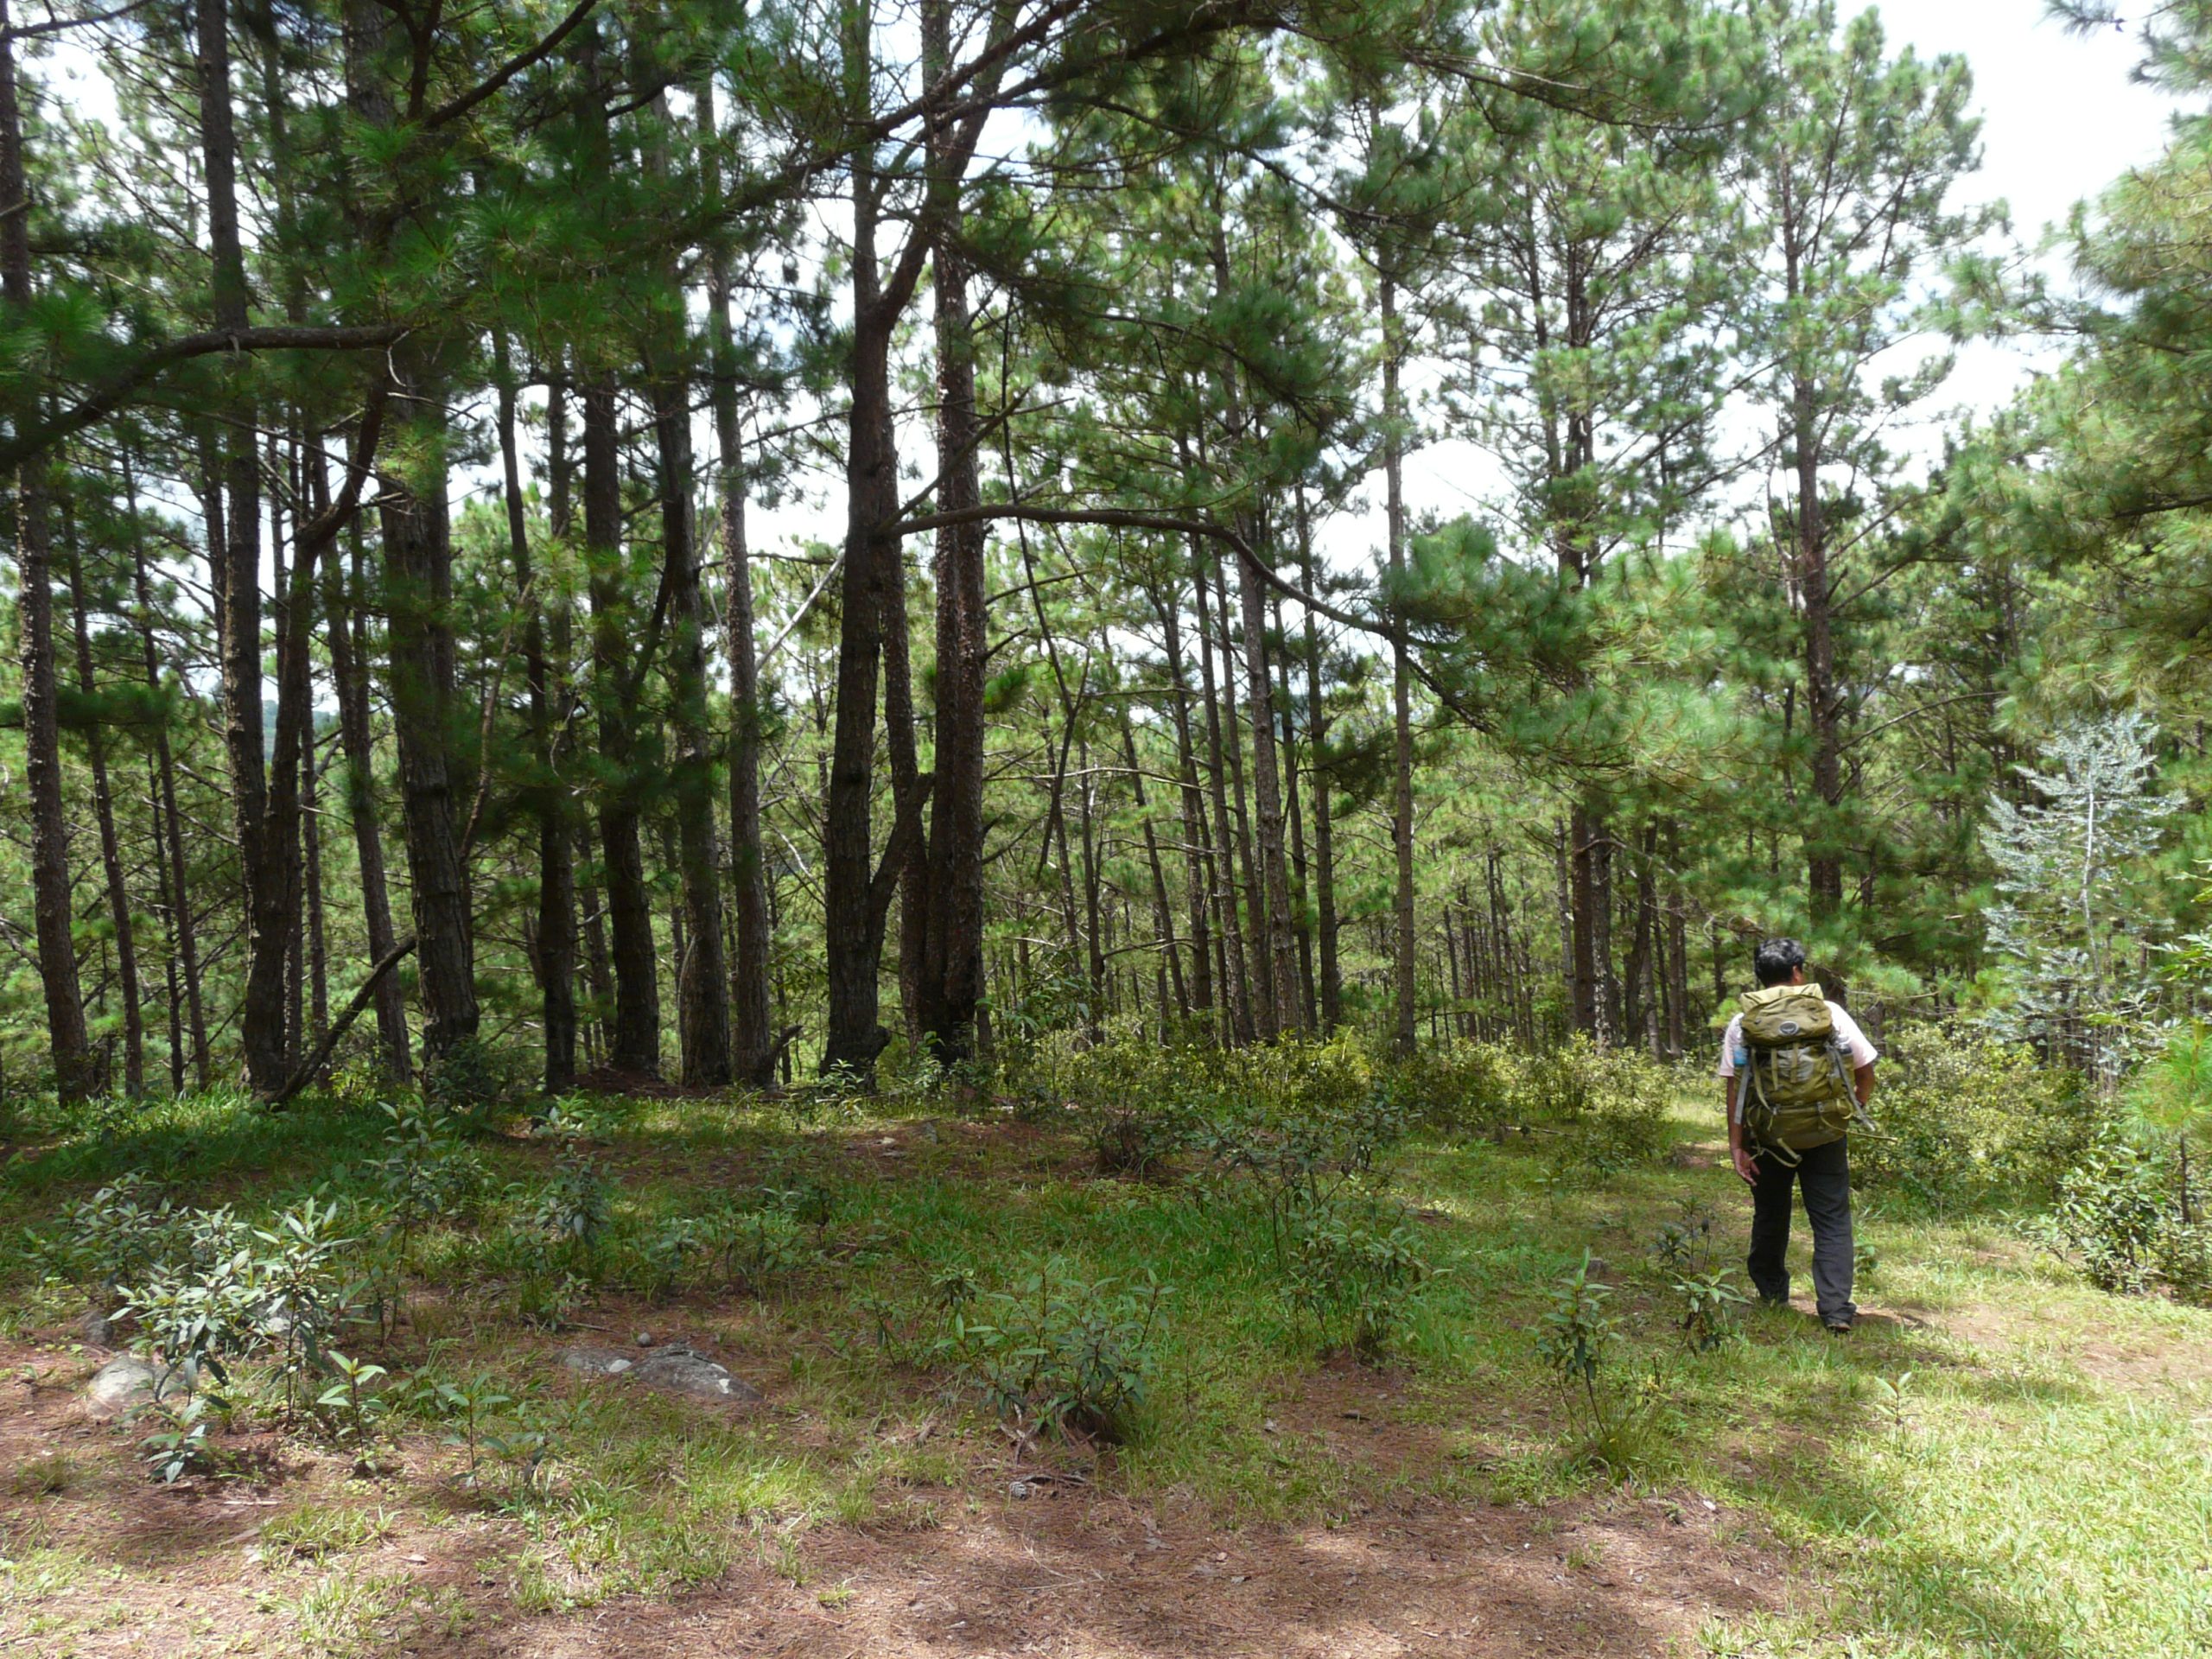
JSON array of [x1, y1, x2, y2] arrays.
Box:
[[0, 1338, 1791, 1659]]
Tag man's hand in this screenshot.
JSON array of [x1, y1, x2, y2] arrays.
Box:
[[1732, 1144, 1759, 1186]]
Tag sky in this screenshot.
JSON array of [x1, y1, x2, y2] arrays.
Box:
[[35, 2, 2192, 601], [1361, 0, 2188, 559], [743, 0, 2194, 577]]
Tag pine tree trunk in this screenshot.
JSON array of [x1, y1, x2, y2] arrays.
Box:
[[1796, 368, 1846, 924], [1116, 691, 1188, 1021], [1664, 821, 1689, 1057], [125, 456, 210, 1089], [1189, 554, 1253, 1043], [1152, 582, 1216, 1026], [495, 337, 575, 1092], [1273, 593, 1317, 1031], [583, 377, 661, 1078], [698, 77, 777, 1088], [1077, 732, 1109, 1035], [1381, 273, 1418, 1059], [60, 507, 143, 1095], [914, 2, 989, 1064], [544, 379, 588, 1076], [342, 0, 480, 1073], [656, 355, 732, 1087], [1237, 550, 1300, 1035], [377, 416, 477, 1069], [199, 0, 292, 1094], [2, 5, 92, 1096], [1213, 561, 1271, 1038], [1294, 495, 1342, 1032], [325, 521, 410, 1082], [821, 23, 906, 1077], [303, 728, 327, 1048]]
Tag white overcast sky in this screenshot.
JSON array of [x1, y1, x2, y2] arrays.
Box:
[[39, 2, 2190, 594], [1357, 0, 2189, 561], [748, 0, 2194, 576]]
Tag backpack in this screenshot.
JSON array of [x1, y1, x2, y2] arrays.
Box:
[[1735, 983, 1860, 1159]]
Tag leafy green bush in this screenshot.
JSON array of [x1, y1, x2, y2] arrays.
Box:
[[1510, 1037, 1671, 1166], [117, 1198, 370, 1414], [352, 1102, 486, 1249], [1284, 1193, 1433, 1359], [1854, 1026, 2095, 1210], [1052, 1044, 1196, 1176], [422, 1036, 520, 1130], [530, 1150, 613, 1247], [1381, 1041, 1516, 1139], [936, 1263, 1168, 1442], [1535, 1253, 1669, 1478], [2045, 1130, 2209, 1301], [28, 1173, 192, 1320], [1649, 1200, 1746, 1351]]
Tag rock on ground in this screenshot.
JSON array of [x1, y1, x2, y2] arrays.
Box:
[[557, 1344, 762, 1403], [84, 1357, 161, 1421]]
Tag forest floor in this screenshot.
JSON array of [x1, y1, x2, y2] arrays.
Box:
[[0, 1087, 2208, 1658]]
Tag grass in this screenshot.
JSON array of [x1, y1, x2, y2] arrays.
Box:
[[1, 1073, 2209, 1656]]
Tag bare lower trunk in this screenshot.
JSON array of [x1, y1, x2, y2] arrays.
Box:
[[1294, 495, 1342, 1030], [1153, 582, 1215, 1024], [1189, 553, 1252, 1043], [377, 386, 478, 1068], [1237, 543, 1301, 1035], [0, 0, 90, 1096], [913, 9, 989, 1065], [584, 378, 661, 1077], [326, 522, 411, 1081], [1382, 272, 1417, 1058], [61, 508, 143, 1094], [496, 338, 575, 1092], [699, 75, 777, 1087]]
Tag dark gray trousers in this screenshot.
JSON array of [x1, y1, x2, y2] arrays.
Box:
[[1747, 1135, 1855, 1324]]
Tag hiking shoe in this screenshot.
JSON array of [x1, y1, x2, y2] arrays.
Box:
[[1823, 1317, 1853, 1334]]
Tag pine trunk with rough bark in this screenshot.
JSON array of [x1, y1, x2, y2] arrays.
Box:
[[1237, 545, 1301, 1035], [326, 522, 411, 1081], [495, 339, 575, 1091], [1382, 273, 1418, 1058], [60, 510, 142, 1094], [0, 0, 90, 1097], [913, 0, 989, 1065], [698, 77, 778, 1089]]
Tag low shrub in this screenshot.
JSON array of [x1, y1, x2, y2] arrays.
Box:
[[1284, 1193, 1433, 1359], [1535, 1253, 1669, 1479], [1853, 1025, 2095, 1210], [935, 1262, 1168, 1442], [1057, 1044, 1195, 1176], [1510, 1037, 1672, 1167], [2044, 1130, 2209, 1302], [1381, 1041, 1516, 1139], [1649, 1200, 1746, 1351]]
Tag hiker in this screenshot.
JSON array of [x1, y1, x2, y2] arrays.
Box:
[[1717, 938, 1877, 1332]]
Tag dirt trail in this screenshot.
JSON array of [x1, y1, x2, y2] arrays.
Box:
[[0, 1339, 1790, 1659], [484, 1488, 1784, 1659]]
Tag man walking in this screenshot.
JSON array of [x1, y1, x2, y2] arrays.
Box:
[[1718, 938, 1878, 1332]]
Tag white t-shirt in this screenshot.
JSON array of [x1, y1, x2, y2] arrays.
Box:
[[1714, 1001, 1878, 1080]]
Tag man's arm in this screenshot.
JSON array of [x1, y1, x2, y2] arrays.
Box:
[[1854, 1062, 1875, 1107], [1726, 1076, 1758, 1185]]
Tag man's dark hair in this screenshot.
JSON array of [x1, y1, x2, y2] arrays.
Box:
[[1753, 938, 1808, 988]]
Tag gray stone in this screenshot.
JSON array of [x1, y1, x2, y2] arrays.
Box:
[[76, 1307, 113, 1349], [556, 1343, 760, 1404], [84, 1357, 161, 1421], [632, 1345, 762, 1403], [556, 1346, 633, 1377]]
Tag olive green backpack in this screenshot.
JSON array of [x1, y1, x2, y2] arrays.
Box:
[[1735, 983, 1863, 1160]]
